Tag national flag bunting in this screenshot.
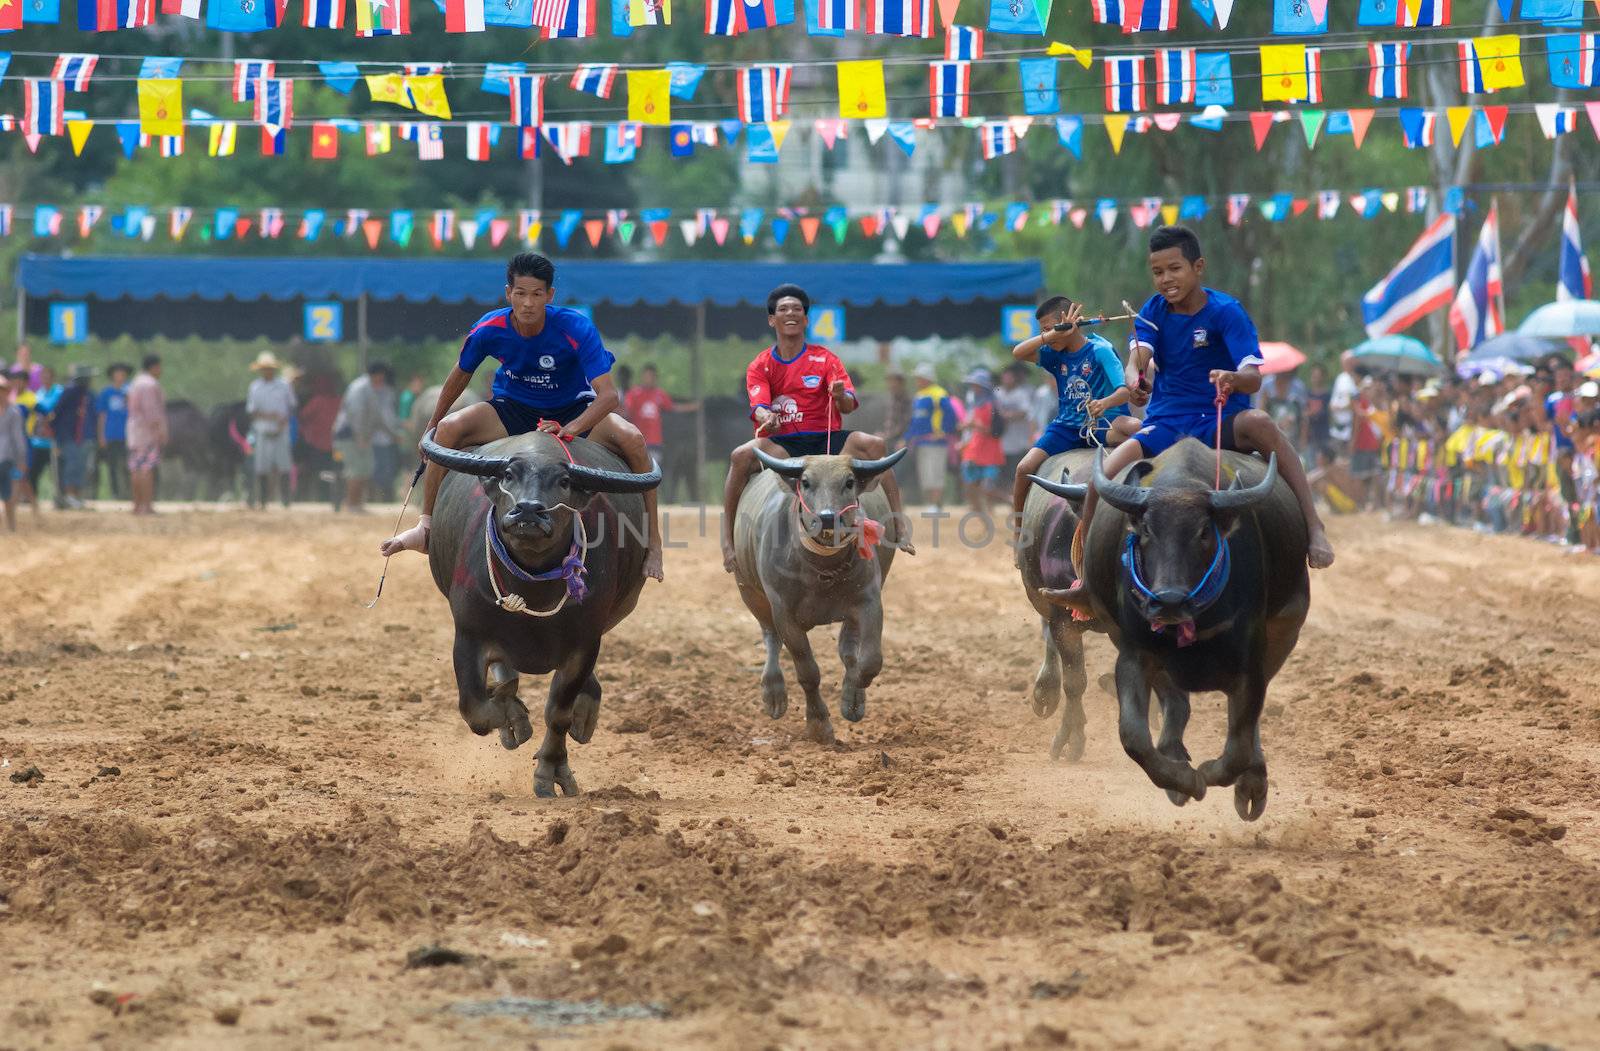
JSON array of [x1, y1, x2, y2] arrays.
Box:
[[1458, 40, 1488, 92], [1089, 0, 1120, 23], [311, 122, 339, 158], [233, 60, 274, 102], [1260, 44, 1322, 103], [1558, 180, 1592, 302], [1155, 48, 1195, 105], [261, 127, 287, 154], [1122, 0, 1177, 32], [816, 0, 856, 30], [979, 120, 1017, 159], [1399, 107, 1436, 147], [78, 0, 156, 30], [51, 55, 98, 92], [945, 24, 982, 60], [254, 78, 294, 130], [23, 79, 65, 136], [1362, 213, 1456, 338], [1401, 0, 1450, 27], [542, 121, 593, 164], [303, 0, 345, 27], [510, 75, 545, 126], [1546, 33, 1597, 89], [735, 65, 791, 124], [929, 61, 970, 118], [445, 0, 484, 30], [1104, 56, 1146, 113], [705, 0, 742, 34], [540, 0, 593, 36], [1368, 42, 1408, 99], [354, 0, 409, 35], [465, 122, 495, 160], [866, 0, 929, 37], [1535, 103, 1579, 138], [1448, 202, 1504, 354], [570, 64, 617, 98]]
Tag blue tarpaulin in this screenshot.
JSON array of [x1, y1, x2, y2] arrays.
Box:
[[17, 256, 1043, 308]]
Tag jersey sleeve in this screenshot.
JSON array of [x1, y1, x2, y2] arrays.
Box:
[[570, 314, 615, 382], [1091, 338, 1127, 388], [828, 353, 857, 404], [1129, 294, 1163, 353], [457, 323, 493, 374], [746, 356, 770, 416], [1219, 301, 1265, 370]]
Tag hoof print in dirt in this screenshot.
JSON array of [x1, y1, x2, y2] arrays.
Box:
[[405, 946, 478, 969]]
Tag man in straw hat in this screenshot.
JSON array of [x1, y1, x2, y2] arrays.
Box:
[[246, 350, 297, 509]]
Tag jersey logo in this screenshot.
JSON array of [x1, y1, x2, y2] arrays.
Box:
[[538, 355, 556, 369], [1079, 362, 1093, 376], [749, 385, 762, 398], [565, 333, 580, 350], [801, 374, 821, 388], [1193, 329, 1210, 347], [808, 355, 827, 362]]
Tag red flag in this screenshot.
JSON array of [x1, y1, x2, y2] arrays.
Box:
[[311, 123, 339, 159], [800, 216, 821, 244], [1249, 111, 1275, 151]]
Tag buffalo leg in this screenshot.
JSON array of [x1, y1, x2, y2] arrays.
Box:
[[1046, 614, 1088, 762], [778, 620, 833, 746], [760, 629, 788, 720], [452, 633, 505, 738], [1199, 668, 1270, 822], [487, 660, 533, 751], [1152, 675, 1194, 807], [568, 673, 602, 746], [1115, 650, 1206, 802], [1032, 618, 1062, 719], [839, 605, 882, 725], [533, 646, 599, 798]]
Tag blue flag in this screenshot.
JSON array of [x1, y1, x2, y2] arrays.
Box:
[[1179, 196, 1208, 220], [116, 122, 140, 157], [0, 54, 9, 81], [23, 0, 59, 23], [1055, 116, 1082, 158], [1546, 35, 1598, 87], [1018, 58, 1059, 115], [318, 62, 360, 94], [1194, 52, 1234, 107], [1357, 0, 1397, 24], [746, 124, 778, 163], [1325, 110, 1352, 135], [888, 122, 916, 156], [482, 63, 525, 96], [610, 0, 632, 36], [719, 119, 743, 144], [391, 211, 414, 246], [1521, 0, 1583, 24], [303, 210, 326, 242], [668, 124, 693, 157], [554, 210, 583, 249], [771, 218, 791, 245], [485, 0, 533, 25], [1272, 0, 1326, 34], [207, 0, 278, 32], [804, 0, 842, 36], [988, 0, 1047, 34], [215, 208, 239, 241], [1189, 0, 1215, 24], [667, 63, 706, 100], [605, 124, 638, 163], [1473, 111, 1497, 149], [139, 56, 182, 78]]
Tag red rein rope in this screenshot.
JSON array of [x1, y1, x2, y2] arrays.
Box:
[[1214, 385, 1225, 491]]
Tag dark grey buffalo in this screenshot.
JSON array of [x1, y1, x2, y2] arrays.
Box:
[[420, 428, 661, 798], [1032, 439, 1308, 820], [1017, 448, 1106, 762], [732, 448, 906, 745]]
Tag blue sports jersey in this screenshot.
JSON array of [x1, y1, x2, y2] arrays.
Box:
[[1547, 390, 1574, 451], [1129, 288, 1264, 421], [1038, 333, 1130, 432], [457, 306, 615, 410]]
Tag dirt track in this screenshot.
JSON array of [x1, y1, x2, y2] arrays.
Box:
[[3, 506, 1599, 1050]]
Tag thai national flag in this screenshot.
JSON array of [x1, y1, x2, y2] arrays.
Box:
[[78, 0, 156, 29], [445, 0, 485, 31], [705, 0, 743, 34], [254, 79, 294, 130], [1104, 56, 1146, 112], [233, 60, 275, 102], [542, 122, 592, 165], [866, 0, 928, 37], [160, 133, 184, 158], [929, 61, 969, 118], [1448, 203, 1504, 353], [979, 121, 1017, 160], [1368, 42, 1408, 99], [23, 79, 64, 136], [945, 25, 981, 60], [1362, 213, 1457, 338], [540, 0, 593, 37], [1401, 0, 1450, 26], [52, 55, 99, 92], [1155, 48, 1195, 105], [431, 210, 456, 246], [735, 65, 791, 123], [816, 0, 856, 31], [465, 122, 495, 161], [570, 64, 617, 98], [1559, 181, 1592, 302], [1302, 47, 1324, 104], [1400, 108, 1437, 147], [510, 75, 545, 126], [1089, 0, 1121, 24], [1122, 0, 1177, 32], [1458, 41, 1488, 93], [303, 0, 344, 27]]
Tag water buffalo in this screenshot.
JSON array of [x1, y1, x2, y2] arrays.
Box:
[[732, 448, 906, 745], [1032, 439, 1308, 820], [420, 428, 661, 798], [159, 399, 249, 500]]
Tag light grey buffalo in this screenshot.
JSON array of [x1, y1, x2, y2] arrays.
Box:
[[731, 448, 907, 745]]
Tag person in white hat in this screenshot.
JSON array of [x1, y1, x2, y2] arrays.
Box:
[[246, 350, 297, 509]]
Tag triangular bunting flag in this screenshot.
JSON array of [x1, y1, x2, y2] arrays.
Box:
[[648, 219, 669, 245], [1249, 111, 1276, 151], [67, 120, 94, 156], [1347, 108, 1374, 149], [362, 218, 383, 249], [1104, 114, 1129, 154], [1007, 115, 1032, 139], [1299, 109, 1325, 147], [679, 220, 699, 247], [1482, 105, 1509, 144], [1586, 101, 1600, 140], [1161, 204, 1179, 226], [799, 216, 821, 244], [584, 219, 604, 247], [1446, 106, 1473, 147]]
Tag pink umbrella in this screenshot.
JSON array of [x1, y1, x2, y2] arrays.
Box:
[[1258, 341, 1307, 375]]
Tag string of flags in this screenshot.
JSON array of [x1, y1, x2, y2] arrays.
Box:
[[1, 0, 1597, 39], [4, 180, 1589, 252]]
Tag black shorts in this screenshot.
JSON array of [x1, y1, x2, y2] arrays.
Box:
[[770, 430, 852, 457], [491, 396, 595, 438]]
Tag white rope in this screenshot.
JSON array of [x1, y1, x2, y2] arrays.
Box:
[[485, 511, 588, 618]]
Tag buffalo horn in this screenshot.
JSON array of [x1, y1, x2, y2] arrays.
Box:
[[753, 447, 808, 478], [1026, 473, 1088, 502], [565, 458, 663, 494], [1091, 449, 1152, 514], [1209, 453, 1278, 512], [848, 446, 908, 477], [420, 428, 512, 477]]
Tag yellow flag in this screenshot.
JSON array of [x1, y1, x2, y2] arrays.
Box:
[[837, 60, 887, 120], [1104, 114, 1130, 154], [627, 69, 671, 126], [627, 0, 670, 25], [366, 73, 412, 108], [405, 75, 451, 119], [1160, 204, 1179, 227], [138, 79, 183, 136], [66, 120, 94, 156], [1046, 43, 1093, 69], [768, 119, 791, 152], [208, 122, 237, 157], [1259, 45, 1308, 103], [1473, 36, 1525, 91], [1446, 106, 1473, 146]]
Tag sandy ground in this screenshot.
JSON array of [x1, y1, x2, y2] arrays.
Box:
[[3, 503, 1599, 1051]]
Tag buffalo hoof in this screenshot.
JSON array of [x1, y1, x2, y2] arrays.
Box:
[[1032, 682, 1061, 719], [533, 761, 580, 798], [1165, 789, 1190, 807], [1234, 770, 1268, 821], [1097, 672, 1116, 697], [498, 699, 533, 751], [762, 684, 788, 721], [569, 692, 600, 746], [840, 686, 866, 723], [1050, 724, 1086, 763], [806, 717, 836, 746]]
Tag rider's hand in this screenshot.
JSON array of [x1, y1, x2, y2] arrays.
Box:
[[754, 408, 779, 436], [1085, 399, 1104, 418], [1210, 370, 1237, 398]]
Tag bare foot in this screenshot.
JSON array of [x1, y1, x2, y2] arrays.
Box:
[[1037, 581, 1093, 614], [721, 538, 738, 573], [884, 516, 915, 555], [380, 521, 429, 557], [1307, 526, 1335, 569], [644, 545, 664, 582]]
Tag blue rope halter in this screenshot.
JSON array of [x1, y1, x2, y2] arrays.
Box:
[[487, 512, 589, 603], [1120, 523, 1230, 617]]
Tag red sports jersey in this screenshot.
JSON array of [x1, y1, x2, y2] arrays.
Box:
[[745, 344, 855, 437], [623, 386, 674, 446]]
